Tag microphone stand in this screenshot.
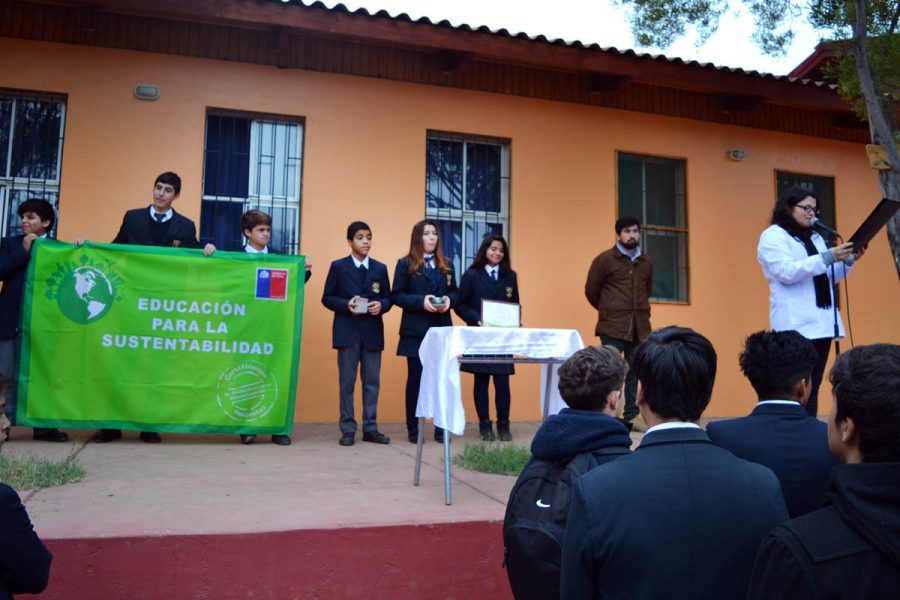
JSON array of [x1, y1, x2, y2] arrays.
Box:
[[826, 232, 842, 358]]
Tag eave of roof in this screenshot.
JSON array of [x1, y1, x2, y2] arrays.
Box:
[[42, 0, 852, 112]]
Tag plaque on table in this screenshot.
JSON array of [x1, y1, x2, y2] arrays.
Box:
[[481, 299, 520, 328]]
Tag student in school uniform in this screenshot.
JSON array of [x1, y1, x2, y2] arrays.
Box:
[[391, 219, 457, 444], [207, 209, 311, 446], [454, 235, 520, 441], [0, 199, 68, 442], [91, 171, 214, 444], [322, 221, 392, 447]]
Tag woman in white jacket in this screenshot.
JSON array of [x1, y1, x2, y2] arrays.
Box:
[[757, 187, 862, 416]]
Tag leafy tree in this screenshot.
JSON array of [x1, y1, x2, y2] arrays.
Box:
[[616, 0, 900, 277]]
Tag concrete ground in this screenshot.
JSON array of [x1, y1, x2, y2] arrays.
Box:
[[3, 421, 648, 540]]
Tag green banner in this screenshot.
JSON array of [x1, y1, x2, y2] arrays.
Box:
[[16, 240, 304, 434]]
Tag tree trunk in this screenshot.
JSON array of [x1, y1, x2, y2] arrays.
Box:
[[852, 0, 900, 279]]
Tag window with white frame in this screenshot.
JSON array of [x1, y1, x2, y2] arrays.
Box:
[[1, 90, 66, 238], [425, 132, 510, 275], [200, 111, 304, 254], [617, 152, 689, 302]]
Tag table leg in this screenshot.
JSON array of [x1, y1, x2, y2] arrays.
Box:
[[413, 417, 425, 486], [443, 427, 452, 505], [542, 363, 555, 420]]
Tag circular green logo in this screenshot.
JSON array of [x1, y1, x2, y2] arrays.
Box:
[[56, 266, 116, 324], [216, 362, 278, 422]]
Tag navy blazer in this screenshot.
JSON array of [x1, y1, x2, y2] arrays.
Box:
[[707, 402, 838, 518], [321, 256, 392, 350], [112, 207, 200, 248], [0, 235, 31, 340], [561, 427, 788, 600], [0, 484, 52, 600], [391, 257, 457, 356], [455, 267, 519, 375]]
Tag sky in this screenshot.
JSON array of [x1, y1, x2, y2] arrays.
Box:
[[327, 0, 824, 76]]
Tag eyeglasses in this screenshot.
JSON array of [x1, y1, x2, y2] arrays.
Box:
[[795, 204, 820, 215]]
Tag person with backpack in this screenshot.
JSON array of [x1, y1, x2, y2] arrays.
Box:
[[503, 345, 633, 600]]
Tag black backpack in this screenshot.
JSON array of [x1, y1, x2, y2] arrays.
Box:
[[502, 447, 627, 600]]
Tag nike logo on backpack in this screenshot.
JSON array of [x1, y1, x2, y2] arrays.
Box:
[[536, 499, 551, 508]]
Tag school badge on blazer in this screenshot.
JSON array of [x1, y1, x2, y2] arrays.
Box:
[[172, 240, 181, 247], [446, 273, 453, 285], [506, 286, 514, 298], [371, 282, 380, 294]]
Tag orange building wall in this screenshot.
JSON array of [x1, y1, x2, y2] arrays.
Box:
[[2, 37, 898, 423]]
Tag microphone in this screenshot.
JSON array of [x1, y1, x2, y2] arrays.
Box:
[[810, 217, 841, 239]]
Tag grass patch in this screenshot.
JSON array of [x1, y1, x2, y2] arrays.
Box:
[[0, 450, 85, 491], [452, 442, 532, 476]]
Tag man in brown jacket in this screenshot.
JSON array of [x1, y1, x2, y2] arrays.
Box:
[[584, 216, 653, 430]]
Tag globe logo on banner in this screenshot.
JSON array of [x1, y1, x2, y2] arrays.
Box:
[[45, 257, 122, 324]]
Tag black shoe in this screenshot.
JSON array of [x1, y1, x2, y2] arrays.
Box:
[[140, 431, 162, 444], [408, 431, 419, 444], [497, 421, 512, 442], [434, 428, 450, 444], [92, 429, 122, 443], [271, 435, 291, 446], [33, 428, 68, 442], [363, 430, 390, 444], [478, 420, 496, 442], [240, 434, 257, 445], [339, 432, 355, 446]]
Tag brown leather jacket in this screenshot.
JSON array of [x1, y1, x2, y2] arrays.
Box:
[[584, 245, 653, 341]]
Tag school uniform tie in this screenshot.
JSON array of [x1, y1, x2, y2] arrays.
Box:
[[154, 213, 166, 223], [491, 269, 498, 281], [357, 263, 367, 286], [424, 255, 439, 286]]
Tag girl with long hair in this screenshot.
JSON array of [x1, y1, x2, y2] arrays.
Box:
[[455, 234, 519, 441], [391, 219, 458, 443]]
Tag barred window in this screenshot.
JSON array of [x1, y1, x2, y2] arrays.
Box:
[[425, 132, 511, 275], [200, 110, 304, 254], [617, 152, 689, 302], [0, 90, 66, 237]]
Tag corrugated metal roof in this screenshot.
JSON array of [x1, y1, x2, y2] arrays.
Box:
[[287, 0, 835, 91]]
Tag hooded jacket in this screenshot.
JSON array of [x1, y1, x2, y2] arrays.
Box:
[[747, 463, 900, 599], [530, 408, 632, 462]]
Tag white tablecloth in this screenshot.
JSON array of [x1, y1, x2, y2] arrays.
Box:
[[417, 327, 584, 435]]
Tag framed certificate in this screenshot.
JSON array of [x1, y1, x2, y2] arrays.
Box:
[[481, 299, 521, 328]]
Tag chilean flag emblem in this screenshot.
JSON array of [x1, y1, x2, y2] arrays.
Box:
[[256, 268, 288, 301]]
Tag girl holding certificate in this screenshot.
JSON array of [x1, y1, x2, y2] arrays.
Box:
[[455, 235, 519, 441], [391, 219, 458, 444]]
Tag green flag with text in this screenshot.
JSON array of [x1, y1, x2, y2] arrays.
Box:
[[16, 240, 304, 434]]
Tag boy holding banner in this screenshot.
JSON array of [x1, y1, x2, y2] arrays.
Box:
[[0, 199, 68, 442], [93, 171, 206, 444], [205, 208, 312, 445]]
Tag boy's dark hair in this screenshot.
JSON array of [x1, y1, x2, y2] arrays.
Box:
[[615, 216, 640, 235], [557, 346, 627, 411], [17, 198, 56, 230], [240, 209, 272, 233], [632, 326, 717, 421], [739, 330, 818, 400], [155, 171, 182, 195], [347, 221, 371, 240], [830, 344, 900, 463]]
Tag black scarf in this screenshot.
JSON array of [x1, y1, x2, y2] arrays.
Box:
[[787, 226, 832, 309]]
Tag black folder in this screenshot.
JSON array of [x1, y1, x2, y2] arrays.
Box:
[[848, 198, 900, 249]]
